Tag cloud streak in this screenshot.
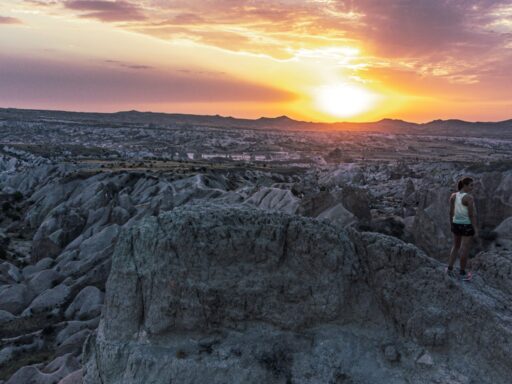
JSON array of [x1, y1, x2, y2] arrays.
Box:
[[104, 59, 153, 70], [65, 0, 146, 21], [0, 55, 297, 107], [0, 16, 23, 24]]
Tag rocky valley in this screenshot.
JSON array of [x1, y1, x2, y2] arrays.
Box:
[[0, 109, 511, 383]]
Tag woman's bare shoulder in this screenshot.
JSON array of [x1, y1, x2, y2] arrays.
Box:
[[462, 193, 474, 204]]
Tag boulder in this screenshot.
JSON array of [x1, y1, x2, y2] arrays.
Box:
[[6, 353, 80, 384], [0, 310, 16, 324], [56, 329, 91, 356], [30, 237, 61, 262], [111, 206, 131, 225], [494, 217, 512, 240], [78, 224, 119, 258], [22, 258, 55, 279], [0, 262, 21, 284], [0, 284, 32, 315], [28, 269, 62, 295], [32, 207, 86, 251], [64, 286, 103, 320], [56, 318, 100, 346], [22, 284, 71, 316], [58, 369, 83, 384]]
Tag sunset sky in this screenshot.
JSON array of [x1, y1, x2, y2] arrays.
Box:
[[1, 0, 511, 122]]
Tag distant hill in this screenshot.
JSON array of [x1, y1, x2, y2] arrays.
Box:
[[1, 107, 511, 138]]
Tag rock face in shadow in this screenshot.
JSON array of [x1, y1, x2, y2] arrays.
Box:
[[476, 171, 512, 229], [83, 204, 512, 384], [411, 186, 452, 257], [2, 158, 511, 383], [411, 170, 512, 258]]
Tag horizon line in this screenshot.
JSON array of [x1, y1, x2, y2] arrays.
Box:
[[1, 106, 511, 126]]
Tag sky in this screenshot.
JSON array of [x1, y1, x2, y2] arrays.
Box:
[[0, 0, 511, 122]]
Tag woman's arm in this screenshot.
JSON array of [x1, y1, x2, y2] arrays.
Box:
[[449, 193, 455, 223], [466, 195, 479, 237]]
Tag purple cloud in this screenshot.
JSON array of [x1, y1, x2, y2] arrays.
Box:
[[24, 0, 59, 6], [65, 0, 146, 21], [0, 16, 23, 24], [329, 0, 507, 57], [14, 1, 512, 92], [104, 59, 153, 70], [0, 55, 296, 108]]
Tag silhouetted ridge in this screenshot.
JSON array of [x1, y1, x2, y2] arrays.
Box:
[[1, 107, 511, 137]]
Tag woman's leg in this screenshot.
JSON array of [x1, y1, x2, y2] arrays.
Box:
[[448, 233, 461, 268], [460, 236, 472, 272]]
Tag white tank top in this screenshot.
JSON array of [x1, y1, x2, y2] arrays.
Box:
[[453, 192, 471, 224]]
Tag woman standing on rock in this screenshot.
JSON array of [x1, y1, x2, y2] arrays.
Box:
[[447, 176, 478, 280]]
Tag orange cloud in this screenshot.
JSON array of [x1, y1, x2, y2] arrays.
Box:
[[84, 1, 512, 89]]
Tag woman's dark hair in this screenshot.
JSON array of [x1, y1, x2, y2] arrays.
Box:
[[457, 177, 473, 191]]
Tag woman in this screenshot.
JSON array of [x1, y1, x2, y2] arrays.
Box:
[[447, 176, 478, 280]]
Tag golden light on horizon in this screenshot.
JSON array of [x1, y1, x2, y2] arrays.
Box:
[[313, 83, 379, 118], [2, 1, 512, 122]]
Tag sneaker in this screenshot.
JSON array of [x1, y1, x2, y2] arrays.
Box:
[[445, 267, 455, 277], [460, 271, 473, 281]]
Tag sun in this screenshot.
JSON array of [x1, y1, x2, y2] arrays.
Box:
[[314, 83, 378, 118]]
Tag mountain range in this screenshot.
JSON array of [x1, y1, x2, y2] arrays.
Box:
[[1, 108, 511, 138]]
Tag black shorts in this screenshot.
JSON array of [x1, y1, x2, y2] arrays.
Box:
[[451, 223, 475, 237]]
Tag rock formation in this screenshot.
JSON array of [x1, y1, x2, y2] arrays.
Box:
[[82, 204, 512, 384], [1, 153, 511, 383]]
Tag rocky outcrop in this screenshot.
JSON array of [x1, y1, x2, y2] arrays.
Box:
[[297, 187, 370, 226], [0, 165, 309, 382], [2, 157, 511, 383], [476, 171, 512, 229], [411, 170, 512, 258], [411, 186, 452, 257], [83, 205, 512, 384], [5, 353, 80, 384], [244, 187, 300, 214]]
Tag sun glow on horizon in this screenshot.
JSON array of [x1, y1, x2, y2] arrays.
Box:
[[313, 83, 379, 118], [2, 1, 512, 122]]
